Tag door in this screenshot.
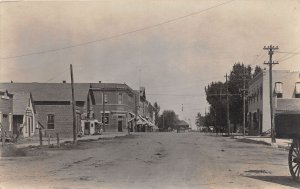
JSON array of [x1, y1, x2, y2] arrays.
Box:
[[118, 120, 123, 132], [84, 122, 90, 135]]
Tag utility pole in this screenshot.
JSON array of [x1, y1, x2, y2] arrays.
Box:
[[225, 73, 230, 136], [240, 68, 248, 137], [70, 64, 77, 144], [102, 92, 106, 132], [264, 45, 279, 143], [163, 113, 165, 130]]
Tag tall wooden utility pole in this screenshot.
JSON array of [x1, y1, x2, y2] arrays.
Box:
[[70, 64, 77, 144], [264, 45, 278, 143], [102, 92, 106, 132], [225, 73, 230, 136], [240, 68, 248, 137]]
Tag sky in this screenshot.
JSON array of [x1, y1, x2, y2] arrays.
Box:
[[1, 0, 300, 129]]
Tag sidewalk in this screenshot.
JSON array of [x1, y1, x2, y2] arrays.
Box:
[[12, 132, 128, 148], [233, 135, 292, 149]]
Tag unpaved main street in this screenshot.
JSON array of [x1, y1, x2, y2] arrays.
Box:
[[0, 133, 299, 189]]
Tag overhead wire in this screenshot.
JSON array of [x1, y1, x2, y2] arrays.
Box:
[[0, 0, 235, 60]]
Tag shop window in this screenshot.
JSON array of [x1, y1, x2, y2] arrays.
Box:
[[47, 114, 55, 130], [274, 82, 283, 98]]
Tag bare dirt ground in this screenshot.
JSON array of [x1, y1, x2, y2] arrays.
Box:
[[0, 133, 299, 189]]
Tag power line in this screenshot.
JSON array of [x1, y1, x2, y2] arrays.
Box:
[[147, 93, 205, 97], [45, 67, 70, 82], [277, 51, 300, 54], [275, 45, 300, 62], [0, 0, 235, 60]]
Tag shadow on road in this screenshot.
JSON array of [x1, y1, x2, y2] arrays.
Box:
[[245, 175, 299, 188]]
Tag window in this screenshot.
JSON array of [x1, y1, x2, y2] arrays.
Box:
[[103, 93, 108, 103], [295, 82, 300, 98], [27, 116, 33, 133], [274, 82, 283, 98], [9, 113, 12, 132], [118, 93, 123, 104], [47, 114, 55, 130]]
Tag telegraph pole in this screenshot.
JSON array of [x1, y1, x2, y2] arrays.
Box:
[[102, 92, 106, 132], [264, 45, 278, 143], [70, 64, 77, 144], [240, 68, 248, 137], [225, 73, 230, 136]]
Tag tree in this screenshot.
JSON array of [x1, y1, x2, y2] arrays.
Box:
[[195, 112, 204, 129], [153, 102, 160, 126], [205, 63, 262, 133], [205, 81, 227, 132], [228, 63, 252, 132], [158, 110, 179, 131], [253, 65, 262, 78]]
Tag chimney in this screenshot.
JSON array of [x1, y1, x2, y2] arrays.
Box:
[[99, 81, 101, 83], [62, 80, 66, 83]]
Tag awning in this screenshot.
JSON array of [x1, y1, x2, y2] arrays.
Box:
[[128, 112, 136, 122], [137, 115, 147, 125]]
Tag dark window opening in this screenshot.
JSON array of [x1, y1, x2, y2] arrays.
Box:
[[47, 114, 55, 130]]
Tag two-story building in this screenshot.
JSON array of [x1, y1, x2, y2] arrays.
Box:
[[248, 70, 300, 136], [87, 83, 138, 133], [136, 87, 156, 132]]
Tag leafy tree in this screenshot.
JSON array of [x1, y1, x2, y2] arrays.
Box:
[[158, 110, 179, 131], [205, 63, 262, 133], [228, 63, 252, 132], [195, 113, 204, 128], [253, 65, 262, 78], [153, 102, 160, 126], [205, 81, 227, 132]]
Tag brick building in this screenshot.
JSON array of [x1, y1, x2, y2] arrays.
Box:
[[87, 83, 138, 132]]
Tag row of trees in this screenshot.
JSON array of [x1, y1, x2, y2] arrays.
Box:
[[196, 63, 262, 133]]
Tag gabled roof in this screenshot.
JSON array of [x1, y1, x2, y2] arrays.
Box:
[[0, 82, 137, 102], [0, 83, 90, 102], [12, 92, 31, 115], [90, 83, 130, 90]]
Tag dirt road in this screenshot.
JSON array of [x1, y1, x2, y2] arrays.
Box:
[[0, 133, 298, 189]]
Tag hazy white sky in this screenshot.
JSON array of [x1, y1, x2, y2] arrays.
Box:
[[1, 0, 300, 129]]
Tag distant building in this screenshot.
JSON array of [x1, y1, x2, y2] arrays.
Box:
[[174, 120, 190, 132], [136, 87, 157, 132], [248, 70, 300, 136]]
